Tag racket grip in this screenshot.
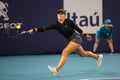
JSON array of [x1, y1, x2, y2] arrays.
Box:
[[20, 31, 30, 34], [25, 31, 29, 33]]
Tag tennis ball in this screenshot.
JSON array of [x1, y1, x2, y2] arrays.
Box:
[[16, 25, 21, 30]]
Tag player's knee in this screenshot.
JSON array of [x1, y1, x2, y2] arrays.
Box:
[[80, 51, 87, 57], [62, 50, 69, 57], [81, 51, 93, 57]]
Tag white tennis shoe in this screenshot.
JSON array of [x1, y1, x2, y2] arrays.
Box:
[[48, 65, 58, 76], [97, 54, 103, 67]]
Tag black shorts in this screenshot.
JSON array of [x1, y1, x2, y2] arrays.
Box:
[[68, 33, 82, 44]]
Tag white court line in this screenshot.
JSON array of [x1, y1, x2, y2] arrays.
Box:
[[80, 77, 120, 80]]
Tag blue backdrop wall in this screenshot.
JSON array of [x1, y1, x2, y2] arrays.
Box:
[[0, 0, 120, 55]]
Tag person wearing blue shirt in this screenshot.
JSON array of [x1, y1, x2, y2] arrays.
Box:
[[93, 19, 114, 54]]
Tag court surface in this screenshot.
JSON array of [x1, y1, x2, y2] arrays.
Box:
[[0, 53, 120, 80]]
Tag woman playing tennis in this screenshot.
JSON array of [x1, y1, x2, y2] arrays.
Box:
[[28, 9, 103, 76]]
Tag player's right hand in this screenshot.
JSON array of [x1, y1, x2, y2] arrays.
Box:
[[28, 29, 34, 34]]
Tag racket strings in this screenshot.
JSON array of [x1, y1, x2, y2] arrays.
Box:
[[5, 28, 20, 38]]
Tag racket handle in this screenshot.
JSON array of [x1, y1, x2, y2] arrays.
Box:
[[20, 31, 29, 34]]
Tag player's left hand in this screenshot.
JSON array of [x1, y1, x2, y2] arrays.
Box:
[[86, 35, 92, 41]]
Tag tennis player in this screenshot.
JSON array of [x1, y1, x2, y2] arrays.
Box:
[[93, 19, 114, 54], [28, 9, 103, 76]]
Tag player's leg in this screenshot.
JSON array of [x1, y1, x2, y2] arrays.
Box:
[[56, 41, 80, 71], [75, 45, 98, 60], [107, 39, 114, 53], [75, 45, 103, 67], [48, 41, 80, 76]]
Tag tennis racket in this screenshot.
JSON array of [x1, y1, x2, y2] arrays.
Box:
[[5, 28, 29, 38]]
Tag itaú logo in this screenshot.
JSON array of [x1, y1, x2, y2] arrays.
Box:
[[67, 12, 100, 27], [0, 1, 9, 21], [0, 1, 23, 29], [66, 12, 102, 34]]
